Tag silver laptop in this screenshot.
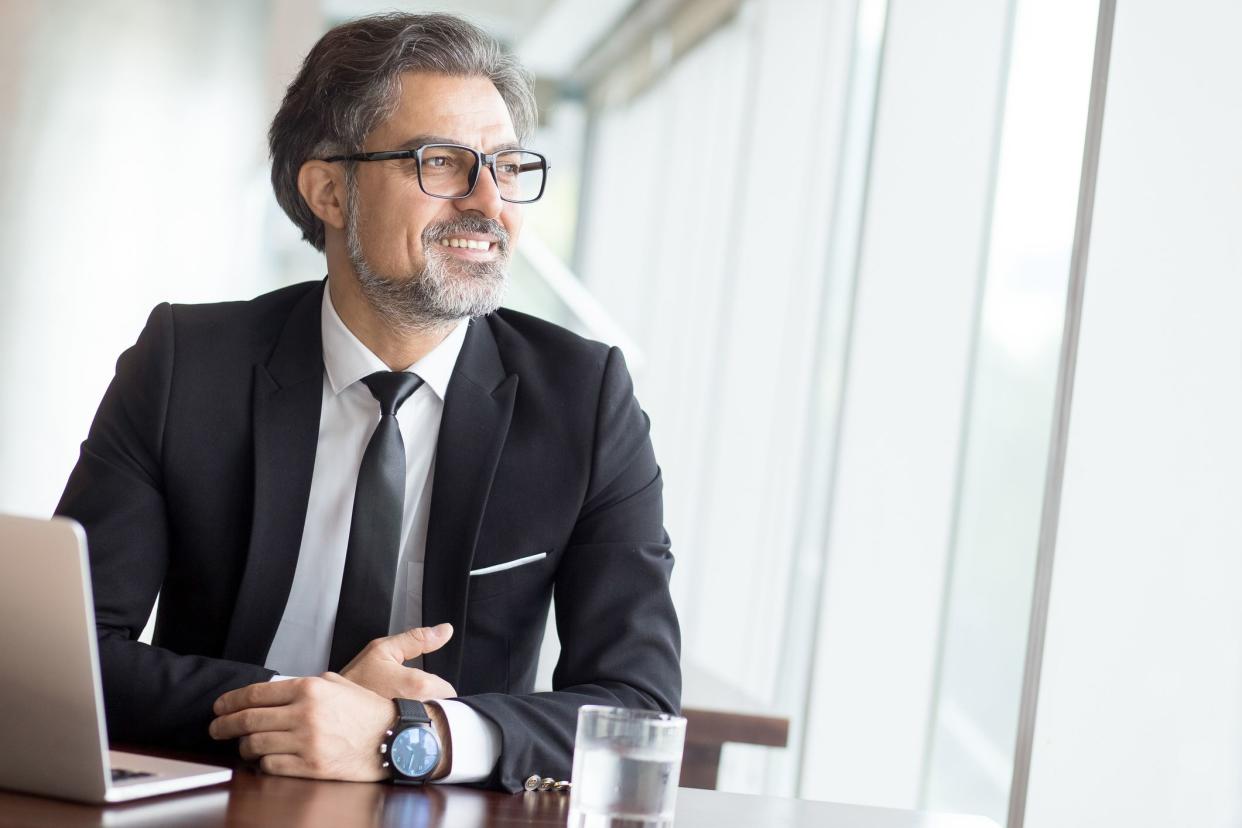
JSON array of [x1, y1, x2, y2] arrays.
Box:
[[0, 513, 232, 803]]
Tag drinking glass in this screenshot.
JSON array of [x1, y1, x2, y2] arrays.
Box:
[[568, 705, 687, 828]]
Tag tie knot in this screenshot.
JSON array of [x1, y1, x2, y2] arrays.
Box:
[[360, 371, 424, 416]]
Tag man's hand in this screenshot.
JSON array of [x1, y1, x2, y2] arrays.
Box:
[[210, 672, 393, 781], [340, 623, 457, 702]]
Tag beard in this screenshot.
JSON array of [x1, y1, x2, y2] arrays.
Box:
[[344, 177, 510, 333]]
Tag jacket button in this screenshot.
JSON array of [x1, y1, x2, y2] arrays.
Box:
[[539, 777, 556, 791], [524, 774, 541, 791]]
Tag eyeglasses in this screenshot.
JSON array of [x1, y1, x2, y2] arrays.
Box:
[[322, 143, 549, 204]]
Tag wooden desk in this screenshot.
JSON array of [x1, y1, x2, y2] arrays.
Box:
[[0, 760, 999, 828]]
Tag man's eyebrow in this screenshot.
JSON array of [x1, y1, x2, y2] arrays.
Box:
[[395, 134, 458, 150], [395, 135, 525, 153]]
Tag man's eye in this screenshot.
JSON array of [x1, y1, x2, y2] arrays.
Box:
[[423, 155, 454, 169], [496, 163, 519, 177]]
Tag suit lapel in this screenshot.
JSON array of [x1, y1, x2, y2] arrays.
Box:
[[224, 283, 324, 664], [422, 317, 517, 687]]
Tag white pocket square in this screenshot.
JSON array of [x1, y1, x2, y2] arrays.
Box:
[[469, 551, 548, 577]]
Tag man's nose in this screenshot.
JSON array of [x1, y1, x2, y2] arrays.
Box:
[[454, 162, 504, 219]]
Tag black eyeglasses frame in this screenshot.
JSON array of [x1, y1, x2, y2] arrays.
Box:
[[321, 143, 550, 204]]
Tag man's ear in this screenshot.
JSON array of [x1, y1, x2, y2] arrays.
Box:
[[298, 160, 347, 232]]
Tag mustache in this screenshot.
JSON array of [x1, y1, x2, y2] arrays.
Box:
[[422, 215, 510, 254]]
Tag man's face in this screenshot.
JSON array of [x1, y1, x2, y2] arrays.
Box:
[[344, 71, 526, 326]]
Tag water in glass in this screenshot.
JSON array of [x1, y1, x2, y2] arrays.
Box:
[[567, 706, 685, 828]]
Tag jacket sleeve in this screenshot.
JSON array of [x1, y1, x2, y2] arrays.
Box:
[[456, 346, 682, 791], [55, 304, 274, 751]]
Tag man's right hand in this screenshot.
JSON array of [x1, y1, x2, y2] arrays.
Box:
[[340, 624, 458, 702]]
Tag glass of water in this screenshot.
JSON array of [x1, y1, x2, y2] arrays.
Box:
[[568, 705, 686, 828]]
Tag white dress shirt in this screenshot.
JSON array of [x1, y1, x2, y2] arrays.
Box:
[[263, 287, 500, 783]]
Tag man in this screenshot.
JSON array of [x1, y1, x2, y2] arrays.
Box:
[[55, 12, 680, 792]]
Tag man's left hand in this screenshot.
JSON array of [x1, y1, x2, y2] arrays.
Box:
[[341, 623, 457, 701], [210, 672, 392, 781]]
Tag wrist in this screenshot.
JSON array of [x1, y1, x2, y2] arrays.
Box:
[[424, 701, 452, 780], [378, 698, 445, 783], [369, 696, 400, 783]]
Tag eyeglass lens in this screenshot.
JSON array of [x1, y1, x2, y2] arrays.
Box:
[[420, 145, 545, 202]]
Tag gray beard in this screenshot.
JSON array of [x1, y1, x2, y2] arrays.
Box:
[[345, 178, 510, 334]]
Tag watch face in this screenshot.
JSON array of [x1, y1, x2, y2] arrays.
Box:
[[391, 726, 439, 779]]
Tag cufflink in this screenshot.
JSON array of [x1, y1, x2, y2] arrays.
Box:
[[524, 772, 571, 793]]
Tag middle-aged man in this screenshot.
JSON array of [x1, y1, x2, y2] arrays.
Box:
[[55, 13, 680, 792]]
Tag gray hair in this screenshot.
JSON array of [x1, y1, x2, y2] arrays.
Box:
[[269, 12, 537, 251]]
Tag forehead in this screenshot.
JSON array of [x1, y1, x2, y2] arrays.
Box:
[[368, 71, 518, 150]]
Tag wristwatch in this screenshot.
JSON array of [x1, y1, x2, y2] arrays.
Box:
[[380, 699, 442, 784]]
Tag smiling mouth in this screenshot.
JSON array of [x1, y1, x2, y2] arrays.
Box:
[[438, 238, 495, 251]]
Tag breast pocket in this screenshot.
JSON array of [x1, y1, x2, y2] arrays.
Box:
[[467, 550, 553, 602]]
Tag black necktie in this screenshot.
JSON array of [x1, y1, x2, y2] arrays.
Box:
[[329, 371, 424, 671]]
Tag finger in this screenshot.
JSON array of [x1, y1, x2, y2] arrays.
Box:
[[372, 624, 454, 663], [239, 731, 302, 761], [210, 705, 300, 740], [258, 753, 311, 778], [213, 678, 303, 716]]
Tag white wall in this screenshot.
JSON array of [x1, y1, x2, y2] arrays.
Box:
[[1024, 2, 1242, 826]]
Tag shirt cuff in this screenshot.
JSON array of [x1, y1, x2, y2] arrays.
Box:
[[270, 675, 298, 681], [432, 699, 501, 784]]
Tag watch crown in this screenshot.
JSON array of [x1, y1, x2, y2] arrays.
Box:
[[379, 744, 387, 754], [382, 761, 390, 769]]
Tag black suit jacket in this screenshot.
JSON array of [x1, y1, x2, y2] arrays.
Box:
[[55, 280, 681, 791]]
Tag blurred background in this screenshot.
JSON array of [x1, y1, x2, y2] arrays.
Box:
[[2, 1, 1239, 826]]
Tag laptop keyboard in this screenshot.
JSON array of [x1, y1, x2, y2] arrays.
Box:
[[111, 768, 155, 783]]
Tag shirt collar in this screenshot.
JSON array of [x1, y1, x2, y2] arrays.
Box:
[[320, 286, 468, 402]]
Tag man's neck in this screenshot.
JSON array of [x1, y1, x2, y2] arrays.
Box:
[[327, 274, 457, 371]]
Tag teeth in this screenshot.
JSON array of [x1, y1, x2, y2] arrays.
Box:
[[439, 238, 491, 250]]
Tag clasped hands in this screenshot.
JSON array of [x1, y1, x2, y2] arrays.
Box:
[[209, 623, 455, 781]]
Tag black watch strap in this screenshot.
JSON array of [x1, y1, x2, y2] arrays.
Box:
[[394, 698, 431, 726]]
